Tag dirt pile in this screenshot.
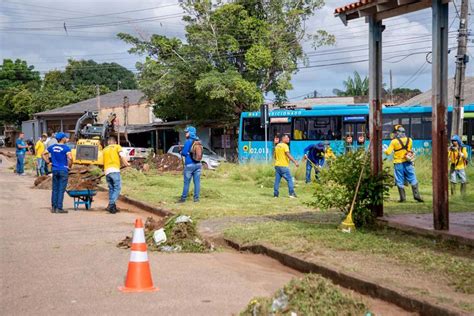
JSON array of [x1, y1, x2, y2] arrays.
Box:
[[0, 150, 15, 159], [129, 154, 183, 172], [117, 215, 213, 253], [33, 165, 102, 191], [153, 154, 183, 172]]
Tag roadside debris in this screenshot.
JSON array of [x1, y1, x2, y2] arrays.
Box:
[[117, 215, 214, 253], [33, 165, 102, 190], [130, 154, 183, 172]]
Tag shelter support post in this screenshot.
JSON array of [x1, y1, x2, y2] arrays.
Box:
[[431, 0, 449, 230], [368, 16, 384, 217]]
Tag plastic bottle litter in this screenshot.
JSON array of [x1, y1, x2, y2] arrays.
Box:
[[159, 245, 182, 252], [271, 290, 289, 312], [153, 228, 167, 245], [175, 215, 192, 224]]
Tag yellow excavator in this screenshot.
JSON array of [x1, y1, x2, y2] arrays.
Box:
[[71, 111, 117, 165]]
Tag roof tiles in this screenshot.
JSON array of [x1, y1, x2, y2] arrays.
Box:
[[334, 0, 374, 14]]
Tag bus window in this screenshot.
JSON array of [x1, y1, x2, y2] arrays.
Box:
[[382, 115, 401, 139], [270, 123, 291, 139], [242, 118, 265, 141], [421, 115, 432, 139], [296, 117, 341, 140], [293, 118, 307, 140], [411, 116, 423, 139]]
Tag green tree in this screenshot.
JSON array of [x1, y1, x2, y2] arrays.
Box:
[[119, 0, 333, 123], [333, 71, 369, 97], [61, 59, 137, 91], [0, 59, 40, 91], [0, 59, 40, 124], [392, 87, 422, 95]]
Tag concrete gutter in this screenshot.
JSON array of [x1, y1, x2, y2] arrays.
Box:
[[224, 239, 468, 316], [118, 194, 174, 217]]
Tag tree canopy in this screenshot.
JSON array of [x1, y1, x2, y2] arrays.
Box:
[[119, 0, 333, 124], [0, 58, 135, 126]]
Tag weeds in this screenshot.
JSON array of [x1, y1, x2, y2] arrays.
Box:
[[241, 274, 368, 316]]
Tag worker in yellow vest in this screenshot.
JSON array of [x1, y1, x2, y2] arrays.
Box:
[[384, 125, 423, 203], [449, 135, 468, 196], [102, 136, 129, 213], [34, 133, 48, 176]]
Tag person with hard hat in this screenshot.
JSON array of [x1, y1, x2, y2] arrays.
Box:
[[449, 135, 468, 196], [384, 125, 423, 202], [42, 132, 72, 214]]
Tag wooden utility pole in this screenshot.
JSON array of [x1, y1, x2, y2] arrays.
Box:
[[432, 0, 450, 230], [368, 17, 384, 217], [451, 0, 470, 137], [389, 69, 393, 103], [96, 84, 101, 116]]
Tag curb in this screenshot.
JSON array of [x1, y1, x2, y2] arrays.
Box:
[[118, 194, 174, 217], [377, 218, 474, 248], [224, 238, 467, 316]]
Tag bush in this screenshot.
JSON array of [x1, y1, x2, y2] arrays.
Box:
[[308, 150, 392, 227]]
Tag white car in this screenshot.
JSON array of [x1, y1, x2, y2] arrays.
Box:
[[122, 147, 154, 161], [167, 145, 225, 170]]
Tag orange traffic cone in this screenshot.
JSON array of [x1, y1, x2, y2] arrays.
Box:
[[119, 218, 159, 292]]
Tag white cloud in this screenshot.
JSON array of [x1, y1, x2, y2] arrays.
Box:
[[0, 0, 471, 98]]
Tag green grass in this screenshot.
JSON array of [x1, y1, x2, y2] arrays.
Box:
[[224, 221, 474, 295], [241, 274, 368, 316], [121, 163, 316, 220], [384, 157, 474, 215], [121, 159, 473, 220]]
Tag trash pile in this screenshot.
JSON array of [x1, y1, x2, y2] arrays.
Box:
[[117, 215, 213, 253], [129, 154, 183, 172], [33, 165, 102, 191]]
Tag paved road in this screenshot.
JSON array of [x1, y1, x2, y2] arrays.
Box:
[[0, 158, 299, 315]]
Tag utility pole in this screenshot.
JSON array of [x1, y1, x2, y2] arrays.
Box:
[[389, 69, 393, 103], [123, 96, 130, 146], [96, 84, 101, 118], [451, 0, 470, 137]]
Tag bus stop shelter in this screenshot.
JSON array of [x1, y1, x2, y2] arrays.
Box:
[[335, 0, 451, 230]]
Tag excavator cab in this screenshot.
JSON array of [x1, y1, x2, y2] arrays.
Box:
[[71, 111, 117, 165]]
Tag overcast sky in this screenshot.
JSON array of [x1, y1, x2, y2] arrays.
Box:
[[1, 0, 472, 100]]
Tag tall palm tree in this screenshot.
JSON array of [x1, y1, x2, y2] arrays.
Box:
[[333, 71, 369, 96]]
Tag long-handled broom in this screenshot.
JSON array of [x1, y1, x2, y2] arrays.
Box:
[[340, 146, 370, 233]]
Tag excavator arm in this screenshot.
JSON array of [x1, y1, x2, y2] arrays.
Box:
[[74, 111, 98, 139]]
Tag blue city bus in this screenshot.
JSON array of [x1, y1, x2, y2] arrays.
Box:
[[238, 104, 474, 162]]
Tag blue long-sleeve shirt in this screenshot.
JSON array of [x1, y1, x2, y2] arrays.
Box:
[[181, 139, 197, 165], [304, 144, 325, 166]]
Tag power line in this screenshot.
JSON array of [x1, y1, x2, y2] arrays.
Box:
[[0, 3, 181, 24]]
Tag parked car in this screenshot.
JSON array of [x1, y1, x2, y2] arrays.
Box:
[[123, 147, 155, 161], [167, 145, 225, 170]]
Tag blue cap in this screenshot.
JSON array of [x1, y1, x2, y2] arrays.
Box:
[[184, 126, 196, 134], [55, 132, 67, 141], [316, 142, 325, 150]]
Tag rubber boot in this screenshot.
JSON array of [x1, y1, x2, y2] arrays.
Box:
[[450, 183, 456, 196], [411, 183, 424, 202], [397, 187, 406, 202], [461, 183, 467, 197]]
